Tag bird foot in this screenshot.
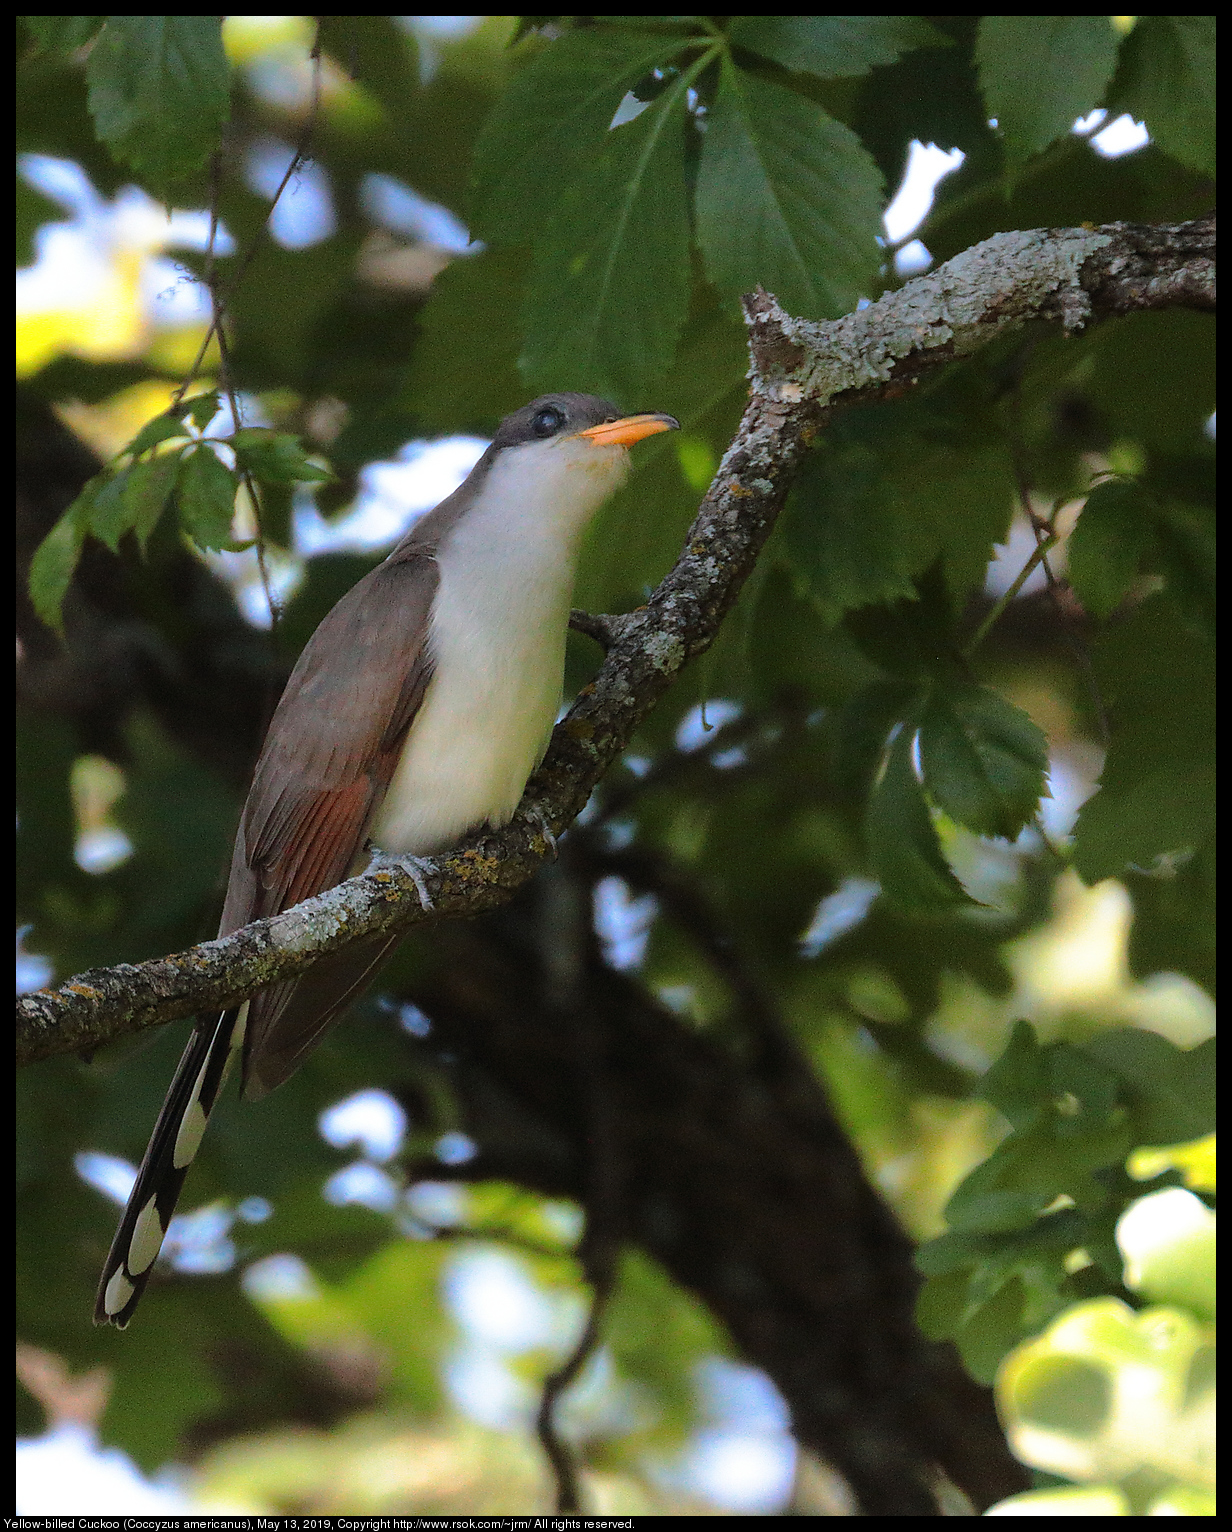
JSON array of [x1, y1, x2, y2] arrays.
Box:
[[526, 805, 559, 859], [368, 848, 436, 910]]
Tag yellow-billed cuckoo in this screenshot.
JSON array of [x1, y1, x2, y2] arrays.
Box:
[[96, 392, 678, 1326]]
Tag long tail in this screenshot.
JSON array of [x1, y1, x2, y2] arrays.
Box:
[[94, 1003, 247, 1327]]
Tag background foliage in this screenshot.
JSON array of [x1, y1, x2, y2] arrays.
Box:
[[17, 14, 1214, 1515]]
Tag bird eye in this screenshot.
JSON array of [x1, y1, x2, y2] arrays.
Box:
[[532, 406, 564, 438]]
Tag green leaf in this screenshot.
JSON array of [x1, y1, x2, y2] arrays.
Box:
[[1150, 498, 1215, 639], [86, 469, 138, 552], [1073, 596, 1215, 882], [401, 245, 528, 428], [915, 1268, 974, 1339], [781, 446, 916, 623], [728, 16, 948, 79], [177, 445, 238, 552], [1066, 478, 1153, 619], [976, 16, 1121, 169], [124, 452, 184, 549], [978, 1020, 1049, 1133], [178, 390, 222, 431], [865, 721, 972, 912], [314, 15, 418, 124], [471, 27, 685, 246], [695, 58, 883, 321], [124, 408, 194, 459], [954, 1274, 1028, 1384], [520, 72, 692, 399], [1083, 1031, 1215, 1147], [232, 429, 333, 487], [1109, 16, 1215, 179], [85, 16, 230, 192], [832, 680, 922, 800], [23, 15, 104, 57], [918, 682, 1049, 841], [17, 173, 62, 265], [28, 494, 91, 635]]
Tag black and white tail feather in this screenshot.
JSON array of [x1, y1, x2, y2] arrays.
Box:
[[94, 1003, 248, 1327]]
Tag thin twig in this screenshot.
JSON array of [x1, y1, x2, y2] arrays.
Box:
[[592, 695, 809, 826], [535, 1274, 615, 1513], [1017, 471, 1111, 747], [533, 857, 624, 1514], [171, 34, 325, 410], [413, 1219, 574, 1263], [963, 530, 1058, 657]]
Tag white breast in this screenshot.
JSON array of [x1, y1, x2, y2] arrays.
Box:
[[369, 433, 628, 856]]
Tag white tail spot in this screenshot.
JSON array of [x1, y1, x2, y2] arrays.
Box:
[[173, 1096, 209, 1170], [104, 1267, 135, 1316], [126, 1195, 165, 1276]]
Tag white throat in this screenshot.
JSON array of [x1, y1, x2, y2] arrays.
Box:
[[369, 434, 628, 855]]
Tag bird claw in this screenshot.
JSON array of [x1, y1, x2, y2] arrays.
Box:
[[398, 855, 436, 910], [527, 806, 559, 859], [368, 848, 435, 910]]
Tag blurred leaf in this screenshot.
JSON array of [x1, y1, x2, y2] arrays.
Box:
[[918, 682, 1048, 841], [604, 1248, 728, 1445], [728, 15, 948, 79], [1149, 497, 1215, 640], [520, 70, 692, 399], [782, 444, 916, 622], [832, 680, 921, 800], [1109, 16, 1216, 179], [23, 15, 105, 57], [315, 15, 418, 122], [1073, 596, 1214, 882], [402, 246, 528, 429], [27, 493, 91, 634], [16, 169, 62, 266], [975, 16, 1121, 170], [1123, 837, 1215, 993], [1085, 310, 1215, 453], [1066, 478, 1153, 619], [85, 16, 230, 193], [85, 468, 137, 552], [1083, 1031, 1215, 1147], [865, 720, 973, 912], [696, 59, 883, 321], [979, 1019, 1048, 1133], [125, 407, 194, 457]]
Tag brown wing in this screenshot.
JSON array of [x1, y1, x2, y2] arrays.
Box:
[[220, 544, 440, 1098]]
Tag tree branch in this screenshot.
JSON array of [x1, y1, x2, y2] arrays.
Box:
[[17, 213, 1215, 1065]]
